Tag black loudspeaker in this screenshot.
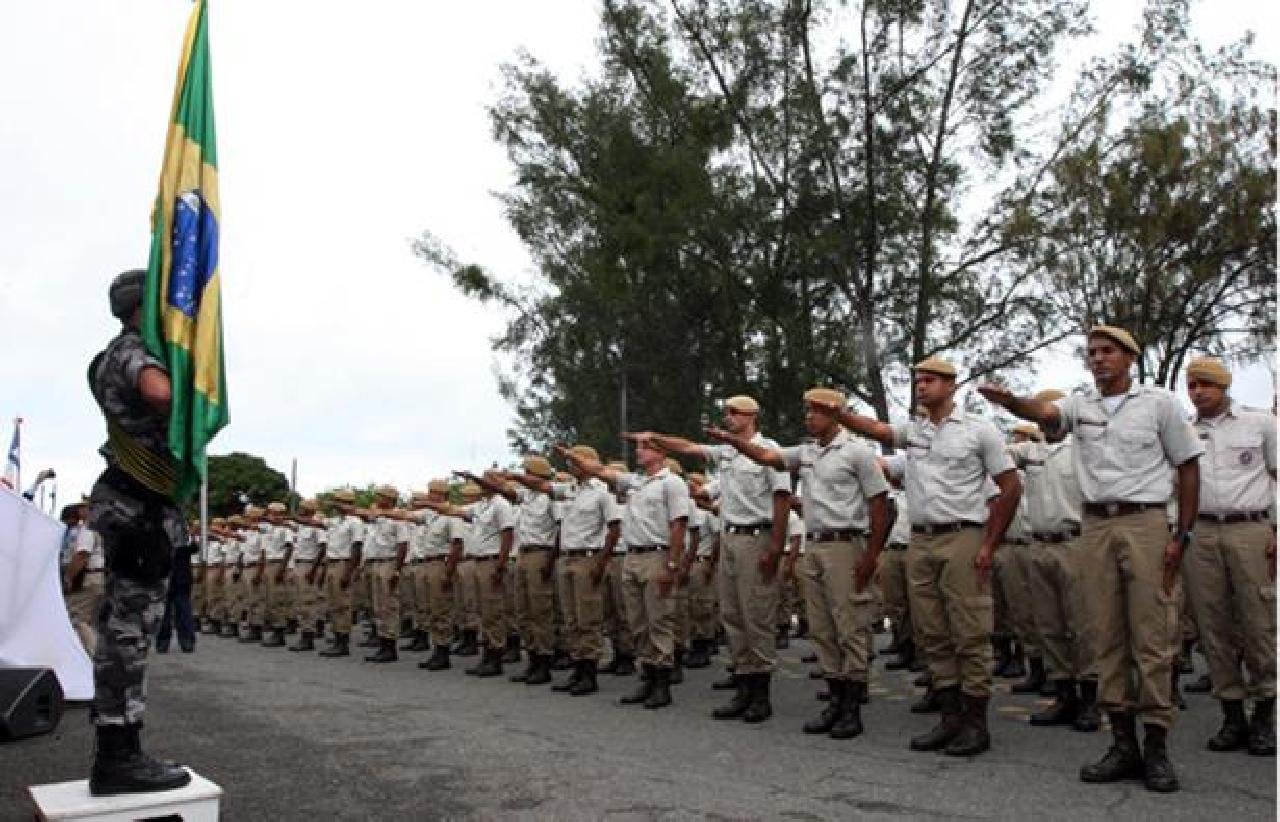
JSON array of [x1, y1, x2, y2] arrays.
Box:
[[0, 667, 64, 742]]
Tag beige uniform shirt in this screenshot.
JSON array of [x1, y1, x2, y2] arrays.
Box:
[[699, 435, 791, 525], [325, 515, 364, 561], [781, 429, 889, 533], [240, 528, 264, 563], [516, 490, 559, 548], [293, 525, 326, 563], [696, 511, 720, 558], [553, 478, 620, 550], [1052, 385, 1204, 503], [891, 408, 1014, 525], [1195, 401, 1277, 515], [222, 535, 243, 567], [1009, 438, 1082, 535], [411, 511, 461, 560], [202, 537, 223, 567], [468, 496, 517, 557], [618, 468, 691, 548], [263, 524, 293, 561], [364, 516, 410, 560]]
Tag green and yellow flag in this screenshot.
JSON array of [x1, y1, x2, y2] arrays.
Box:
[[141, 0, 228, 502]]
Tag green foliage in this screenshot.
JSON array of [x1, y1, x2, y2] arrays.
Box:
[[204, 452, 291, 517]]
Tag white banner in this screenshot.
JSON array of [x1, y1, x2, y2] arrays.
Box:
[[0, 486, 93, 700]]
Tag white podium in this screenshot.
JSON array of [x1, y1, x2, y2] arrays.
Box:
[[28, 770, 221, 821]]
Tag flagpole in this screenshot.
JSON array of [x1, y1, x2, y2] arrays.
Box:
[[200, 472, 209, 563]]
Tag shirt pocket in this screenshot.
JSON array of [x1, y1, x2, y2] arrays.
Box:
[[931, 442, 972, 479], [1218, 434, 1264, 470], [1114, 427, 1159, 458]]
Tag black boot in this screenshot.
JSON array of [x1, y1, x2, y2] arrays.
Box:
[[359, 627, 380, 648], [404, 630, 431, 652], [207, 619, 222, 636], [1011, 656, 1045, 694], [502, 634, 522, 664], [611, 653, 636, 677], [945, 694, 991, 756], [912, 670, 932, 688], [473, 646, 504, 677], [1207, 699, 1249, 751], [795, 617, 809, 638], [1142, 724, 1179, 792], [712, 675, 753, 719], [804, 680, 845, 734], [551, 648, 574, 670], [525, 653, 553, 686], [620, 664, 655, 705], [570, 659, 599, 696], [1178, 639, 1195, 674], [830, 682, 865, 739], [775, 625, 790, 650], [319, 632, 349, 657], [1031, 680, 1080, 726], [670, 647, 685, 685], [1002, 642, 1027, 680], [456, 629, 479, 657], [448, 628, 466, 654], [885, 640, 915, 671], [1073, 679, 1101, 732], [1184, 672, 1212, 693], [1080, 711, 1143, 783], [685, 638, 711, 669], [89, 724, 191, 797], [261, 627, 286, 648], [553, 660, 585, 692], [743, 673, 772, 723], [991, 636, 1013, 677], [289, 631, 316, 652], [1248, 697, 1276, 756], [509, 653, 536, 683], [419, 644, 451, 671], [910, 686, 941, 714], [909, 686, 963, 751], [239, 625, 262, 643], [711, 667, 737, 690], [644, 667, 673, 709], [364, 637, 398, 663], [221, 622, 238, 639]]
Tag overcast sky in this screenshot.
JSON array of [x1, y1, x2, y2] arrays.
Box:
[[1, 1, 1275, 509]]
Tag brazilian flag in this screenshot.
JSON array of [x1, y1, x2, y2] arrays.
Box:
[[141, 0, 227, 502]]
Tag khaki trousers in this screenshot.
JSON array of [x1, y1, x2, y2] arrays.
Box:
[[455, 559, 481, 632], [474, 557, 507, 649], [244, 571, 264, 627], [203, 568, 224, 623], [67, 571, 105, 655], [404, 562, 430, 628], [293, 565, 323, 627], [719, 531, 779, 675], [908, 527, 994, 697], [777, 570, 802, 630], [557, 555, 606, 661], [878, 548, 912, 645], [417, 560, 453, 645], [1028, 539, 1096, 682], [800, 540, 877, 682], [324, 560, 355, 634], [263, 561, 294, 629], [191, 568, 206, 618], [1184, 520, 1276, 701], [515, 550, 557, 654], [221, 571, 240, 623], [603, 554, 634, 655], [622, 550, 676, 668], [353, 563, 372, 616], [1080, 508, 1180, 729], [995, 542, 1039, 655], [368, 560, 402, 640], [687, 559, 718, 641]]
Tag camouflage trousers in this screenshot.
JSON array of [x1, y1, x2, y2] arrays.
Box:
[[92, 572, 168, 726]]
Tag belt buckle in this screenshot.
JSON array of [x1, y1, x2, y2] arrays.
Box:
[[1104, 502, 1120, 517]]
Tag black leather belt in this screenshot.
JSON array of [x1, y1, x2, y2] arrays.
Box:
[[627, 545, 667, 554], [1082, 501, 1164, 518], [520, 544, 553, 552], [473, 556, 499, 562], [1034, 529, 1081, 544], [1198, 511, 1271, 524], [562, 548, 600, 558], [725, 522, 772, 535], [806, 529, 867, 543], [887, 543, 909, 551], [1001, 539, 1031, 547], [912, 521, 983, 536]]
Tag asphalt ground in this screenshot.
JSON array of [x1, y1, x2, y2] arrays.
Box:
[[2, 632, 1275, 821]]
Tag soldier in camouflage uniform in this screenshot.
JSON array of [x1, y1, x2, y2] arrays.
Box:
[[84, 269, 191, 795]]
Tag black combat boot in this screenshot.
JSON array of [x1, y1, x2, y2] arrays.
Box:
[[570, 660, 599, 696], [795, 616, 809, 639], [775, 625, 790, 650], [945, 694, 991, 756], [804, 680, 845, 734], [1141, 724, 1179, 792], [456, 629, 479, 657], [910, 685, 941, 714], [712, 674, 753, 719], [1031, 680, 1080, 726], [525, 653, 553, 686], [502, 634, 522, 664], [221, 622, 238, 639], [358, 626, 380, 648], [551, 647, 574, 671], [419, 643, 450, 670], [207, 619, 221, 635], [830, 682, 865, 739], [288, 631, 316, 652], [554, 660, 585, 692], [685, 638, 710, 669], [89, 724, 191, 797], [365, 637, 398, 663], [1002, 641, 1027, 680], [1249, 697, 1276, 756], [474, 646, 504, 677], [912, 669, 932, 688], [1178, 639, 1195, 674], [509, 653, 536, 683], [1011, 655, 1045, 694], [884, 639, 915, 671], [644, 667, 673, 709], [670, 647, 685, 685], [620, 664, 655, 705], [1080, 711, 1143, 783], [261, 627, 286, 648], [611, 653, 636, 676], [991, 635, 1013, 677], [1206, 699, 1249, 751], [1073, 679, 1101, 732], [238, 624, 261, 643], [319, 632, 350, 657], [909, 686, 963, 751], [404, 630, 431, 652], [1184, 672, 1212, 693], [743, 673, 773, 723]]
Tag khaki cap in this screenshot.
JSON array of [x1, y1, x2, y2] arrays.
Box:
[[569, 444, 599, 463], [724, 395, 760, 414], [374, 484, 399, 500], [427, 479, 449, 495], [1088, 325, 1140, 355], [244, 505, 264, 518], [460, 482, 483, 499], [664, 458, 684, 476], [298, 498, 318, 512], [1186, 356, 1232, 388], [607, 460, 628, 472], [331, 489, 356, 504], [913, 356, 957, 378], [410, 491, 431, 506], [266, 501, 287, 514], [1034, 388, 1066, 403], [1011, 422, 1043, 441], [227, 515, 245, 526], [803, 387, 846, 407], [523, 454, 555, 478]]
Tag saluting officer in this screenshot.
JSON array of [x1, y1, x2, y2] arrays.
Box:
[[980, 326, 1203, 793], [318, 489, 365, 658], [362, 485, 411, 663], [819, 357, 1022, 757], [288, 499, 328, 652], [506, 456, 562, 686], [1181, 356, 1276, 756], [260, 501, 295, 648]]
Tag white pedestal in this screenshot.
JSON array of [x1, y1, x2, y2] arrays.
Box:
[[28, 770, 221, 821]]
